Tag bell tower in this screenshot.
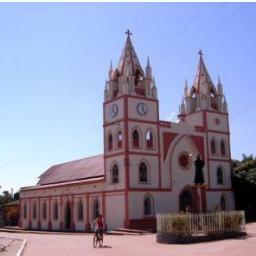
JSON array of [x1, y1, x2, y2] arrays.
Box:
[[103, 31, 160, 227], [179, 50, 232, 192]]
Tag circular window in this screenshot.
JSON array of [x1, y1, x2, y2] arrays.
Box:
[[178, 152, 191, 170]]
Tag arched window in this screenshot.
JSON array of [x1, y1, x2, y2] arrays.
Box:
[[77, 200, 83, 221], [42, 202, 47, 219], [111, 164, 119, 184], [108, 134, 113, 151], [53, 201, 58, 220], [146, 130, 153, 149], [117, 131, 123, 149], [220, 140, 226, 156], [93, 199, 99, 220], [220, 195, 226, 211], [217, 167, 224, 184], [139, 162, 148, 183], [23, 203, 27, 219], [133, 129, 140, 148], [144, 195, 153, 216], [211, 138, 216, 154], [33, 202, 37, 219]]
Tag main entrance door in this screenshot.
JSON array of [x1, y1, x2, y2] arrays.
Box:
[[65, 201, 71, 230], [180, 189, 193, 212], [179, 187, 199, 212]]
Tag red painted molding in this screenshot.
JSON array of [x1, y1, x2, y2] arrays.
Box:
[[129, 188, 171, 192], [189, 135, 205, 160], [159, 121, 172, 128], [21, 178, 105, 191], [129, 151, 160, 157], [163, 132, 178, 160], [195, 126, 205, 132], [104, 118, 158, 127], [103, 94, 158, 105], [207, 129, 230, 135], [157, 101, 162, 189]]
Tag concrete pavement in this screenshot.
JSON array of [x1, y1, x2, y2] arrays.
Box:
[[0, 222, 256, 256]]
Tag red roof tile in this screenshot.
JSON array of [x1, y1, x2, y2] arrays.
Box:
[[37, 154, 104, 185]]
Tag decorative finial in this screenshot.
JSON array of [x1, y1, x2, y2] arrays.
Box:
[[125, 29, 132, 38], [198, 49, 203, 57], [147, 56, 150, 66], [185, 79, 188, 88], [218, 75, 221, 85]]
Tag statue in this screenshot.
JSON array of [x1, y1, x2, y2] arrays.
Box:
[[194, 154, 205, 185]]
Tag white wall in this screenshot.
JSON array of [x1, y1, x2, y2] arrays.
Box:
[[105, 193, 125, 230]]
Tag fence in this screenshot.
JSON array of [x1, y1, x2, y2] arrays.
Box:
[[157, 211, 245, 236]]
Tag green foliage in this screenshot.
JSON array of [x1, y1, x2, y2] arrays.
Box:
[[231, 154, 256, 221], [172, 217, 187, 235], [0, 190, 15, 205]]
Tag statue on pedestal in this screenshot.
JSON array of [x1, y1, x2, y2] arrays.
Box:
[[194, 154, 205, 185]]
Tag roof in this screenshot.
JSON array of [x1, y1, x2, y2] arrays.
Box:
[[37, 154, 104, 186], [116, 33, 145, 77], [191, 50, 217, 96]]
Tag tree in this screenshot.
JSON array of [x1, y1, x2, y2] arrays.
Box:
[[0, 190, 13, 205], [232, 154, 256, 221]]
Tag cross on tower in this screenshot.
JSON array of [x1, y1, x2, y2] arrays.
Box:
[[198, 49, 203, 57], [125, 29, 132, 38]]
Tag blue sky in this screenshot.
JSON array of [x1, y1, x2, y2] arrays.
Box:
[[0, 2, 255, 193]]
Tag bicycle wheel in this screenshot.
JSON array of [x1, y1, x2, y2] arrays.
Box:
[[93, 234, 97, 248], [98, 236, 103, 247]]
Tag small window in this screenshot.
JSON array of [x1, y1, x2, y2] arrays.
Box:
[[93, 199, 99, 220], [111, 164, 119, 184], [144, 195, 153, 216], [23, 203, 27, 219], [53, 201, 58, 220], [117, 131, 123, 149], [108, 134, 113, 151], [77, 200, 83, 221], [211, 138, 216, 154], [133, 129, 140, 148], [146, 130, 153, 149], [220, 140, 226, 156], [217, 167, 224, 184], [42, 202, 47, 219], [139, 162, 148, 183], [33, 202, 37, 219]]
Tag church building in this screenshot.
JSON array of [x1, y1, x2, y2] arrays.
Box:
[[19, 32, 234, 231]]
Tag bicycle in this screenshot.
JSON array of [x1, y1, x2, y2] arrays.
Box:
[[93, 228, 103, 248]]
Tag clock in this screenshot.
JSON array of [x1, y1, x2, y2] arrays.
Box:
[[110, 104, 118, 118], [136, 102, 148, 116]]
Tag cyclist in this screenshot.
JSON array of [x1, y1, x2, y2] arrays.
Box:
[[93, 214, 105, 243]]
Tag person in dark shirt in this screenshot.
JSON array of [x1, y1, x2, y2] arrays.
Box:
[[194, 154, 205, 185]]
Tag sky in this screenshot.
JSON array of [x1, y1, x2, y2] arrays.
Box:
[[0, 2, 256, 193]]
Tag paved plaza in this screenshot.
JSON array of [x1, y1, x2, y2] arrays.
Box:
[[1, 223, 256, 256]]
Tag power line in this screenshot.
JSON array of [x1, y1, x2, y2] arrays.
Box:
[[157, 5, 203, 65], [160, 3, 225, 72], [200, 3, 246, 48]]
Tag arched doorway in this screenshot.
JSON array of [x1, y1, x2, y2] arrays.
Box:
[[179, 186, 199, 212], [180, 189, 193, 212], [65, 201, 71, 230]]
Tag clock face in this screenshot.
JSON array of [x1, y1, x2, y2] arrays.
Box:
[[110, 104, 118, 118], [136, 102, 148, 116]]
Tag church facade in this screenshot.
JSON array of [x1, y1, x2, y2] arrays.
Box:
[[19, 33, 234, 231]]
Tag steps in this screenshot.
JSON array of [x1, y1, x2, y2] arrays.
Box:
[[107, 228, 152, 236]]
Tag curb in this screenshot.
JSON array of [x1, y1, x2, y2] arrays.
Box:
[[16, 238, 26, 256]]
